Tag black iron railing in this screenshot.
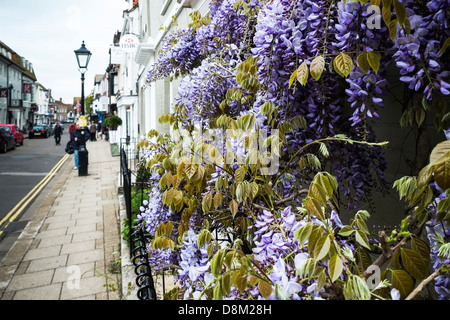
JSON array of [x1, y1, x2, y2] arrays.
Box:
[[120, 145, 133, 256], [131, 228, 157, 300], [120, 141, 157, 300]]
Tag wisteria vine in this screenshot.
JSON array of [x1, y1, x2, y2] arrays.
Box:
[[135, 0, 450, 300]]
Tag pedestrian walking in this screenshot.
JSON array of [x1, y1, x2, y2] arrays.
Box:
[[70, 124, 90, 169], [97, 122, 102, 140], [89, 122, 97, 141], [69, 121, 76, 135], [53, 122, 63, 145]]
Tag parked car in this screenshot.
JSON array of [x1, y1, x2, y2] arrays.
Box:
[[0, 124, 24, 146], [28, 125, 50, 138], [0, 127, 15, 153]]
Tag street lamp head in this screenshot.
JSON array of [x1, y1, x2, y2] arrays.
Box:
[[74, 41, 91, 117], [74, 41, 92, 71]]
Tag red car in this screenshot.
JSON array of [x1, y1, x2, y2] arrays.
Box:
[[0, 124, 24, 146]]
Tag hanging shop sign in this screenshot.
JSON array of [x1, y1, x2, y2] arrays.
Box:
[[119, 34, 139, 53]]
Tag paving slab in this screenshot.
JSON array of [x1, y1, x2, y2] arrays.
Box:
[[0, 140, 121, 300]]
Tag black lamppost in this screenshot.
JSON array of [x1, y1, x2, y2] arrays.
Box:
[[74, 41, 92, 116]]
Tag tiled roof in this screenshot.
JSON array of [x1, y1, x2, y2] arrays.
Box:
[[0, 40, 37, 81]]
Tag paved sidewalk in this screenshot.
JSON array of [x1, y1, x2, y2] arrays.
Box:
[[0, 139, 122, 300]]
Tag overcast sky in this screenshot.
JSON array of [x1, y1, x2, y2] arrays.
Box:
[[0, 0, 128, 104]]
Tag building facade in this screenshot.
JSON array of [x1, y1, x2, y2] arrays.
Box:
[[0, 41, 37, 130], [104, 0, 211, 147], [33, 82, 50, 125], [114, 1, 140, 145], [92, 73, 109, 124], [53, 98, 71, 123]]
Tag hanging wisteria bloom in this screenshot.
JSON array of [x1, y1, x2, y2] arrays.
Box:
[[134, 0, 450, 301]]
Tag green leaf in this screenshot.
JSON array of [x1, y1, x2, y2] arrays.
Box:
[[207, 243, 215, 258], [382, 0, 392, 25], [184, 163, 197, 180], [310, 55, 325, 81], [328, 255, 344, 283], [202, 191, 213, 213], [309, 181, 328, 206], [355, 209, 370, 221], [393, 0, 407, 26], [305, 197, 325, 220], [356, 218, 369, 234], [316, 267, 326, 291], [296, 61, 309, 86], [296, 258, 316, 279], [433, 156, 450, 190], [211, 249, 226, 278], [318, 142, 329, 158], [235, 166, 247, 184], [437, 37, 450, 57], [232, 268, 248, 293], [344, 275, 371, 300], [391, 269, 414, 299], [197, 229, 212, 248], [221, 272, 231, 296], [299, 154, 322, 170], [437, 197, 450, 222], [333, 52, 353, 78], [415, 108, 426, 127], [389, 19, 398, 41], [258, 280, 273, 300], [308, 225, 323, 255], [400, 248, 428, 280], [229, 199, 239, 218], [417, 164, 434, 189], [294, 222, 314, 246], [224, 251, 234, 269], [438, 243, 450, 259], [430, 141, 450, 164], [213, 281, 223, 300], [366, 51, 380, 74], [313, 234, 331, 260], [355, 230, 371, 249], [213, 192, 223, 209], [338, 225, 355, 237], [317, 172, 338, 196], [236, 183, 244, 203], [249, 181, 259, 200], [289, 69, 298, 88], [357, 52, 370, 73], [260, 101, 275, 116], [354, 247, 373, 273]]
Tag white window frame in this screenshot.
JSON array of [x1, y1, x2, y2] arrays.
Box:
[[161, 0, 172, 15]]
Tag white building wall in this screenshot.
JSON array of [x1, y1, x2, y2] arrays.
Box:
[[134, 0, 211, 140], [34, 84, 49, 124], [113, 1, 141, 146], [0, 60, 8, 123]]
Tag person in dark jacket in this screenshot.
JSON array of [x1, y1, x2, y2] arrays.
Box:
[[70, 124, 90, 169], [53, 122, 63, 145]]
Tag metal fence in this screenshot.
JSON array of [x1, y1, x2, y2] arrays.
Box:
[[131, 228, 157, 300], [120, 145, 133, 256], [120, 139, 157, 300]]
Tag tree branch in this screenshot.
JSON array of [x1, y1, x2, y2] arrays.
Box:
[[275, 189, 308, 206], [363, 231, 407, 279], [405, 269, 441, 300]]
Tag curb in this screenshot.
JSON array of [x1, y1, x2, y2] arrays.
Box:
[[118, 194, 139, 300]]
